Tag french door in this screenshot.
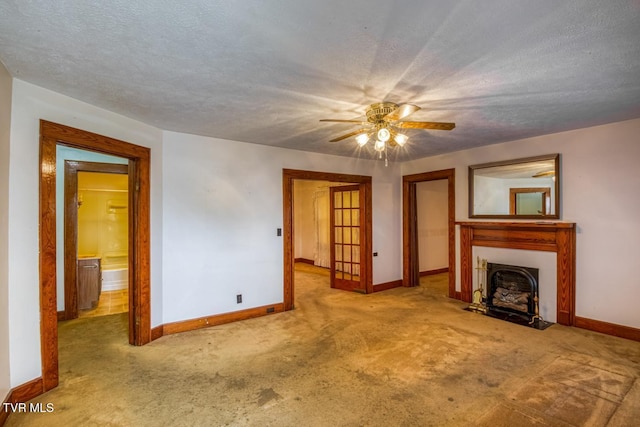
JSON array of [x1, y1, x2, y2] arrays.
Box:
[[330, 185, 364, 292]]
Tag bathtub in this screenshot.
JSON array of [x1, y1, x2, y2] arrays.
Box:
[[101, 267, 128, 291]]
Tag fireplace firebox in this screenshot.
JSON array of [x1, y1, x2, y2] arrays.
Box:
[[486, 263, 552, 329]]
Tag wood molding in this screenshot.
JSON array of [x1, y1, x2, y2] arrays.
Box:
[[402, 169, 456, 298], [151, 325, 164, 341], [283, 169, 373, 310], [575, 317, 640, 342], [459, 225, 473, 302], [39, 120, 152, 393], [39, 132, 59, 392], [56, 311, 65, 321], [1, 377, 44, 425], [6, 378, 43, 404], [420, 268, 449, 277], [457, 221, 576, 326], [162, 304, 285, 336], [373, 280, 403, 293], [294, 258, 315, 265]]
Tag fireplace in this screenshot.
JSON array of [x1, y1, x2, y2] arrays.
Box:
[[484, 262, 551, 329], [457, 222, 576, 326], [487, 263, 538, 318]]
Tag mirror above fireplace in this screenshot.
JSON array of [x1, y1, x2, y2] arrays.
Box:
[[468, 154, 560, 219]]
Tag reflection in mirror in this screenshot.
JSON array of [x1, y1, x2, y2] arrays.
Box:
[[510, 187, 550, 215], [469, 154, 559, 219]]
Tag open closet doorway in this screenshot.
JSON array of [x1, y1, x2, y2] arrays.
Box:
[[403, 169, 456, 298], [282, 169, 373, 310], [415, 180, 450, 296], [39, 120, 151, 392]]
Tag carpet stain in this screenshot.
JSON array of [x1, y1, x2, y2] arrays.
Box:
[[257, 388, 282, 407], [225, 377, 247, 390]]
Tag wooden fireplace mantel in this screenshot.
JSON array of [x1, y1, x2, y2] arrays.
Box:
[[457, 221, 576, 326]]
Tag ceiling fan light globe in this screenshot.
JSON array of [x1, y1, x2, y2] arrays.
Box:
[[377, 128, 390, 142], [374, 139, 385, 152], [355, 133, 369, 146], [394, 133, 408, 146]]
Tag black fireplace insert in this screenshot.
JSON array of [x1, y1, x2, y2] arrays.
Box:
[[486, 263, 539, 321]]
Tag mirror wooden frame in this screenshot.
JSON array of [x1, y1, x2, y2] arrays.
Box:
[[468, 154, 560, 219]]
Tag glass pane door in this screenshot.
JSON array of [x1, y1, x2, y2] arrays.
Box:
[[330, 185, 362, 291]]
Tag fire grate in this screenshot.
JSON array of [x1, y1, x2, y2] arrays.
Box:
[[485, 263, 553, 330]]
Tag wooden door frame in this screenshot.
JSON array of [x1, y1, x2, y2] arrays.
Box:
[[63, 161, 129, 320], [402, 169, 457, 298], [282, 169, 373, 310], [40, 120, 151, 392]]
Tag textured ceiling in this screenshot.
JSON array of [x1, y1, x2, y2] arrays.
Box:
[[1, 1, 639, 161]]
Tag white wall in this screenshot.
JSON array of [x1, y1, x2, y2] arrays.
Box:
[[161, 131, 402, 323], [403, 118, 640, 329], [0, 61, 13, 400], [8, 80, 164, 387], [416, 180, 449, 271]]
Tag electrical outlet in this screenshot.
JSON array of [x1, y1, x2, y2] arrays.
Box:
[[373, 252, 378, 257], [277, 228, 282, 236], [236, 294, 242, 304]]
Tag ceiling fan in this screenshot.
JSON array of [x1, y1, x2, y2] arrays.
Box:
[[532, 170, 555, 178], [320, 102, 455, 163]]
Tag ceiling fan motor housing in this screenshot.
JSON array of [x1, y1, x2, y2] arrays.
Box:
[[366, 102, 399, 123]]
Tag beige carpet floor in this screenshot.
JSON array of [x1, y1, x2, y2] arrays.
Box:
[[7, 265, 640, 426]]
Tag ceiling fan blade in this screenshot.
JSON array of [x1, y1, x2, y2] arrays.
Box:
[[532, 171, 555, 178], [319, 119, 365, 124], [396, 121, 456, 130], [329, 129, 367, 142], [383, 103, 421, 121]]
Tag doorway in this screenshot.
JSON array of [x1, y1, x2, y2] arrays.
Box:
[[402, 169, 456, 298], [39, 120, 151, 392], [415, 180, 450, 295], [282, 169, 373, 310], [63, 161, 129, 320]]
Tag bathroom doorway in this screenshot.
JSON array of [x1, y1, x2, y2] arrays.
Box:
[[39, 120, 151, 392], [63, 161, 129, 320]]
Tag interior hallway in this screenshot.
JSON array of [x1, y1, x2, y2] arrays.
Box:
[[7, 265, 640, 426]]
